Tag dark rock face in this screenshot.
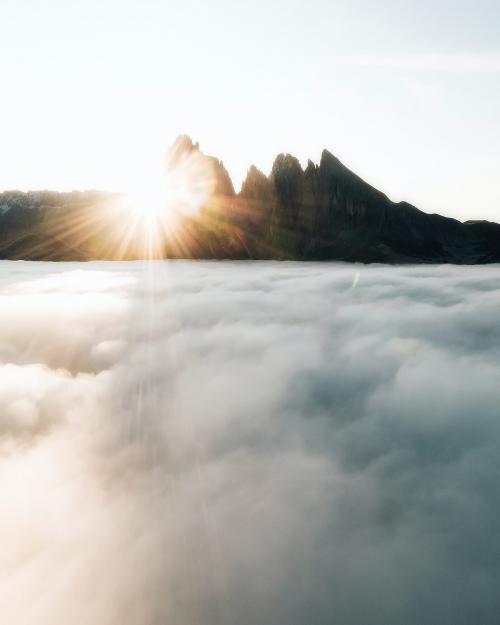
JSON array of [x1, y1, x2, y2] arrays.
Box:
[[0, 136, 499, 263], [236, 147, 500, 263]]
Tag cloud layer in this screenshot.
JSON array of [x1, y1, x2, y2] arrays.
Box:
[[1, 260, 500, 625]]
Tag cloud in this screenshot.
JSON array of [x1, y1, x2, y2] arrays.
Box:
[[0, 260, 499, 624], [338, 51, 500, 73]]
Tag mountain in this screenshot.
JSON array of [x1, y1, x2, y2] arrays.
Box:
[[239, 149, 500, 263], [0, 137, 499, 263]]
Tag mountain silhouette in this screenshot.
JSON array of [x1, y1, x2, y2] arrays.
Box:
[[0, 136, 499, 262]]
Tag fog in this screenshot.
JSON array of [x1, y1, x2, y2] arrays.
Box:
[[1, 260, 499, 625]]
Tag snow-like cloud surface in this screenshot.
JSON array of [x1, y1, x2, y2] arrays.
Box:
[[1, 260, 500, 625]]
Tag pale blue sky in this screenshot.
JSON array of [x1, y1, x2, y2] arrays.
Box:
[[1, 0, 499, 221]]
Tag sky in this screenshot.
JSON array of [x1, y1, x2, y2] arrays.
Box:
[[1, 0, 499, 222]]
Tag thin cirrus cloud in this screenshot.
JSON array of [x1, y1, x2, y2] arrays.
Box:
[[0, 260, 499, 625], [338, 51, 500, 72]]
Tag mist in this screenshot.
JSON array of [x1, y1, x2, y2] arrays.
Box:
[[1, 260, 499, 625]]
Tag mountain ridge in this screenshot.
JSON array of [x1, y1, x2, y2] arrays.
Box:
[[0, 136, 499, 263]]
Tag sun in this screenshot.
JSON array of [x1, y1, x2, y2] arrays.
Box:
[[106, 144, 217, 259], [125, 179, 173, 230], [123, 148, 216, 229]]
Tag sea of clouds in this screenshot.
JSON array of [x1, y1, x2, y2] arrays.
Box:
[[1, 260, 499, 625]]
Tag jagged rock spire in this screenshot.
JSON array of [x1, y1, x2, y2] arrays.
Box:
[[165, 135, 199, 170], [240, 165, 273, 202]]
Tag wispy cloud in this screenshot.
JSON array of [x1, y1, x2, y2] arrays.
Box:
[[400, 77, 440, 103], [338, 51, 500, 73]]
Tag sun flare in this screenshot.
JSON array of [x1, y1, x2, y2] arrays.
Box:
[[42, 138, 224, 262], [125, 180, 173, 230], [121, 147, 216, 243]]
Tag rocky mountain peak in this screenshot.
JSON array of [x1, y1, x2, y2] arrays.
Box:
[[240, 165, 273, 201], [165, 135, 199, 169]]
